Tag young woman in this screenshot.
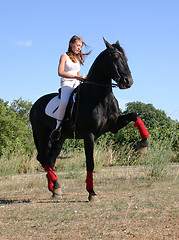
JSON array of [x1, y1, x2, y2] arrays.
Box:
[[50, 35, 91, 141]]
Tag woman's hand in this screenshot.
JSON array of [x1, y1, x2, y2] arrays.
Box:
[[75, 75, 86, 82]]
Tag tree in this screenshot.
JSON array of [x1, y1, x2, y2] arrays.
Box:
[[0, 98, 34, 156], [9, 98, 32, 126]]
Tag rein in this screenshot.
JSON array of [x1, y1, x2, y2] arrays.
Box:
[[84, 80, 118, 88]]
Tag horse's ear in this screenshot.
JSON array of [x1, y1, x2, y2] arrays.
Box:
[[116, 40, 120, 47], [103, 37, 114, 51]]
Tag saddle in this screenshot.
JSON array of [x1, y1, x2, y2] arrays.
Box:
[[45, 88, 78, 121]]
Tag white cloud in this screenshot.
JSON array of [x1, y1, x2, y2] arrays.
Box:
[[16, 40, 33, 47]]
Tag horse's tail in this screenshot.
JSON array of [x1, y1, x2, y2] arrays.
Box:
[[30, 106, 39, 155]]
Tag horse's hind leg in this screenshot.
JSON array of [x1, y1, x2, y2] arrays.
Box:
[[45, 138, 65, 197], [84, 133, 100, 202], [32, 129, 63, 197]]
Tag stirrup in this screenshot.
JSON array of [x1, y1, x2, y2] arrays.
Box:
[[50, 127, 61, 142]]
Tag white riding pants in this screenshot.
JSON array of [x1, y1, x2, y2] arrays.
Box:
[[55, 79, 80, 129]]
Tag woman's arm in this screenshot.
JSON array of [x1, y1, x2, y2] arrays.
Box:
[[58, 54, 74, 78]]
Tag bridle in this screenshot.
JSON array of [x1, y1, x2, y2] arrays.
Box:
[[108, 49, 126, 84], [84, 49, 124, 88]]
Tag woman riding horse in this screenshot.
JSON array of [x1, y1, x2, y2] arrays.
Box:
[[30, 38, 149, 202], [50, 35, 91, 142]]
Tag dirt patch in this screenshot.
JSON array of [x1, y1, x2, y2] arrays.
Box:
[[0, 165, 179, 239]]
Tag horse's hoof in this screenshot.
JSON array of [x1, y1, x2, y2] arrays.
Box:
[[88, 194, 100, 202], [137, 139, 148, 154], [52, 187, 62, 198], [138, 146, 148, 154]]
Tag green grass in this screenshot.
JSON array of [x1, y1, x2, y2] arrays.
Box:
[[144, 138, 173, 178], [0, 151, 42, 177]]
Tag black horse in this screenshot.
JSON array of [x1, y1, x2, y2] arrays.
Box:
[[30, 39, 149, 202]]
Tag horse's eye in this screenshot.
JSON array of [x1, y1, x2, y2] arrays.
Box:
[[113, 57, 119, 62]]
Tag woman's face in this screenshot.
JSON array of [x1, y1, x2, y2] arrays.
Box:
[[70, 40, 83, 54]]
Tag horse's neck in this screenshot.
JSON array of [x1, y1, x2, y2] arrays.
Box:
[[87, 51, 110, 84], [84, 52, 112, 100]]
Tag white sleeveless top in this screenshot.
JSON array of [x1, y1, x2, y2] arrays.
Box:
[[61, 53, 80, 82]]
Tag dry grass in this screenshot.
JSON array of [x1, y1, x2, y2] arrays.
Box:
[[0, 165, 179, 240]]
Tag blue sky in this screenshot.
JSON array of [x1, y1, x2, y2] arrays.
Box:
[[0, 0, 179, 121]]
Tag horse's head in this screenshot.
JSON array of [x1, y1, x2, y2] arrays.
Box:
[[103, 38, 133, 89]]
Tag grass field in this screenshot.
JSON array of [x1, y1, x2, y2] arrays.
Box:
[[0, 165, 179, 240]]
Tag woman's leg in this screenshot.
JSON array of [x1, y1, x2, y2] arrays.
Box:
[[50, 83, 75, 141], [55, 80, 80, 128], [55, 85, 74, 127]]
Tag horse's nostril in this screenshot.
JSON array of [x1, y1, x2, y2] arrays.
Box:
[[124, 77, 129, 85]]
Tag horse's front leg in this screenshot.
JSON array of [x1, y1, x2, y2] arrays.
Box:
[[112, 113, 149, 153], [133, 117, 149, 153], [84, 133, 100, 202]]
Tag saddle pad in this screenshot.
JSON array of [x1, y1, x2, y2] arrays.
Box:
[[45, 95, 61, 120]]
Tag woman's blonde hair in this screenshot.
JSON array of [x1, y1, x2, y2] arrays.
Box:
[[67, 35, 91, 65]]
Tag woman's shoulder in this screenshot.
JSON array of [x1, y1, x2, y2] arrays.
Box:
[[60, 53, 67, 62], [61, 53, 67, 58]]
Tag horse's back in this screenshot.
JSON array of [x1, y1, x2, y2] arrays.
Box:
[[30, 93, 58, 128]]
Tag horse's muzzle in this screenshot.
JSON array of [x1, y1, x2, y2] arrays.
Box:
[[116, 76, 133, 89]]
